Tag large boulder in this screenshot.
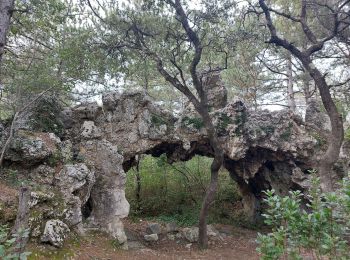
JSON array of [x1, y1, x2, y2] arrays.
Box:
[[6, 130, 60, 164]]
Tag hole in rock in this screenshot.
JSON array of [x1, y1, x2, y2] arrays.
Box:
[[82, 196, 93, 220], [265, 161, 275, 171], [125, 154, 244, 226]]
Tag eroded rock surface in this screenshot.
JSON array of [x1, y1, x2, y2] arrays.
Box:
[[1, 80, 347, 248], [41, 219, 70, 247]]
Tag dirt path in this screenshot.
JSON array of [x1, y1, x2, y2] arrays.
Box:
[[29, 220, 260, 260]]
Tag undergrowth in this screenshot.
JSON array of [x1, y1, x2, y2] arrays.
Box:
[[257, 174, 350, 260], [0, 225, 31, 260], [126, 155, 243, 227]]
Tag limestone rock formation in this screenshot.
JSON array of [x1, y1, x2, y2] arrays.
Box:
[[144, 234, 158, 242], [55, 163, 95, 231], [146, 223, 162, 235], [41, 219, 70, 247], [6, 130, 60, 163], [182, 227, 199, 242], [0, 82, 347, 248]]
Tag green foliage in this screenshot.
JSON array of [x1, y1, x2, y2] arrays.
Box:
[[260, 125, 275, 135], [233, 111, 247, 136], [280, 122, 293, 141], [216, 112, 233, 135], [345, 127, 350, 141], [257, 174, 350, 260], [182, 116, 205, 130], [29, 96, 64, 136], [311, 131, 327, 149], [6, 169, 20, 187], [47, 152, 63, 167], [151, 114, 166, 127], [0, 225, 31, 260], [126, 155, 242, 226]]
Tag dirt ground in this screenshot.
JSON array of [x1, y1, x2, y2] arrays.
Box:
[[28, 220, 260, 260]]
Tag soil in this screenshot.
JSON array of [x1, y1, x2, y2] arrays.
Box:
[[0, 181, 18, 223], [28, 219, 260, 260], [0, 181, 18, 202]]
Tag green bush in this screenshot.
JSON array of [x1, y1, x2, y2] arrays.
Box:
[[126, 155, 242, 226], [0, 225, 31, 260], [257, 175, 350, 260]]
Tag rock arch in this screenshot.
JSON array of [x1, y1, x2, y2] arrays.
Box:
[[59, 90, 317, 246], [2, 89, 341, 248]]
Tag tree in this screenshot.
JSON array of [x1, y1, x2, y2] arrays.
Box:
[[86, 0, 236, 248], [0, 0, 15, 101], [0, 0, 14, 67], [256, 0, 349, 191]]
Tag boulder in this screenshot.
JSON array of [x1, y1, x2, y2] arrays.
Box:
[[207, 225, 219, 237], [181, 227, 199, 242], [144, 234, 158, 242], [41, 220, 70, 247], [146, 223, 162, 235], [305, 99, 331, 131], [202, 70, 227, 109], [30, 165, 56, 185], [2, 85, 344, 248], [80, 121, 102, 139], [6, 130, 60, 163], [165, 222, 178, 233]]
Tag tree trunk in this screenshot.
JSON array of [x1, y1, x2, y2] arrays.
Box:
[[135, 155, 141, 212], [302, 58, 344, 192], [302, 73, 312, 106], [286, 54, 296, 112], [11, 186, 31, 256], [0, 111, 18, 168], [197, 108, 224, 249], [258, 0, 345, 192], [0, 0, 14, 66], [198, 154, 222, 248]]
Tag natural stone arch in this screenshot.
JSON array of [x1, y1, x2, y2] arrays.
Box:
[[61, 90, 319, 247], [3, 88, 346, 248]]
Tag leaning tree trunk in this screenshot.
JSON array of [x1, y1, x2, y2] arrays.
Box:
[[258, 0, 345, 192], [302, 58, 344, 192], [197, 108, 224, 249], [198, 154, 222, 248], [0, 0, 14, 66]]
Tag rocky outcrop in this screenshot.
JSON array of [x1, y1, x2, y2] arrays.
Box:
[[1, 79, 346, 248], [55, 163, 95, 232], [5, 130, 60, 164], [80, 139, 129, 246], [41, 219, 70, 247]]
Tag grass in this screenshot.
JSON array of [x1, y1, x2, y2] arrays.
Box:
[[28, 233, 81, 260]]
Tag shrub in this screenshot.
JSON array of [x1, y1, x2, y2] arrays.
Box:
[[257, 175, 350, 260], [0, 225, 31, 260]]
